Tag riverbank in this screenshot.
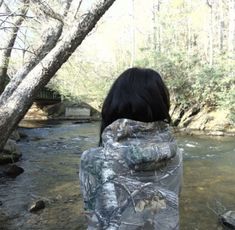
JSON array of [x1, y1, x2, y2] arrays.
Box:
[[1, 104, 234, 166], [20, 100, 235, 136], [171, 105, 235, 137]]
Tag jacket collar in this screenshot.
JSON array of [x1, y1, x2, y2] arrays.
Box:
[[102, 119, 170, 145]]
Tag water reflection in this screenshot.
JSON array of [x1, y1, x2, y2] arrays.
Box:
[[0, 121, 234, 230]]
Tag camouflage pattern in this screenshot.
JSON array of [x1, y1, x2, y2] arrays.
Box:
[[79, 119, 183, 230]]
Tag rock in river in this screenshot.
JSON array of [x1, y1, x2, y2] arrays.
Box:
[[4, 165, 24, 178], [221, 210, 235, 229], [29, 200, 46, 212]]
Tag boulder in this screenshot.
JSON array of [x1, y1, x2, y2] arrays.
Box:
[[18, 131, 28, 139], [4, 164, 24, 178], [10, 130, 21, 141], [29, 200, 46, 212], [3, 139, 21, 155], [0, 152, 22, 165], [0, 139, 22, 165], [221, 211, 235, 229]]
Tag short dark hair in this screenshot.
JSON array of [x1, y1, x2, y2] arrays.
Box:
[[99, 67, 171, 145]]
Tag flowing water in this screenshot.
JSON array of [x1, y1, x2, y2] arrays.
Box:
[[0, 121, 234, 230]]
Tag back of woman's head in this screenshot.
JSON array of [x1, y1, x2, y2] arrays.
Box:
[[100, 67, 171, 143]]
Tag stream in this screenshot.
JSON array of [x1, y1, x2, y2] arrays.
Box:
[[0, 121, 234, 230]]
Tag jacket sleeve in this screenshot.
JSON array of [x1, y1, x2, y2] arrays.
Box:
[[79, 147, 104, 211]]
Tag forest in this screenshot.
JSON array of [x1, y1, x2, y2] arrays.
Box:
[[1, 0, 234, 113], [49, 0, 235, 120]]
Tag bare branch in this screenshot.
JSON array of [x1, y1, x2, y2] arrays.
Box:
[[0, 0, 29, 93], [0, 0, 74, 100], [0, 25, 28, 30], [0, 13, 33, 18], [0, 9, 18, 27], [2, 1, 11, 13], [0, 47, 34, 54], [0, 0, 4, 8], [207, 0, 213, 8], [74, 0, 83, 19], [62, 0, 73, 17], [30, 0, 63, 23]]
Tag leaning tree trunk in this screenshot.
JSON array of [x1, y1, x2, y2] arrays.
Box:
[[0, 0, 116, 151], [0, 0, 72, 104]]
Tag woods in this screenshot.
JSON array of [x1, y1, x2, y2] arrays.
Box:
[[0, 0, 116, 151], [48, 0, 234, 120]]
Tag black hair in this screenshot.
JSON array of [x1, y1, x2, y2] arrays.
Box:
[[99, 67, 171, 145]]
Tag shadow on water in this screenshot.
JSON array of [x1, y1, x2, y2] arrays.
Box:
[[0, 121, 234, 230]]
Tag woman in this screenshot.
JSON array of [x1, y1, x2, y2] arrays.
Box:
[[79, 67, 182, 229]]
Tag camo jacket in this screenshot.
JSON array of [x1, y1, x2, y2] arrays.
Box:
[[79, 119, 183, 230]]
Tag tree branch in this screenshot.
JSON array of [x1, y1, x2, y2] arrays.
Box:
[[0, 47, 34, 54], [0, 0, 4, 8], [0, 0, 29, 94], [0, 0, 73, 102], [74, 0, 83, 19], [30, 0, 63, 23], [62, 0, 73, 18], [0, 13, 33, 18], [207, 0, 213, 8]]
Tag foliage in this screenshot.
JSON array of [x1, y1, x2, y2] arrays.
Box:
[[18, 0, 234, 122], [134, 48, 235, 120], [48, 53, 129, 110]]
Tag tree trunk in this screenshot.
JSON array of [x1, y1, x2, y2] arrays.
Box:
[[130, 0, 135, 67], [0, 0, 72, 104], [219, 0, 224, 52], [228, 0, 235, 57], [0, 0, 116, 151], [209, 2, 214, 66]]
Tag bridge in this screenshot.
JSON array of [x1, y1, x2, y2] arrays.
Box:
[[3, 77, 61, 104], [35, 87, 61, 104]]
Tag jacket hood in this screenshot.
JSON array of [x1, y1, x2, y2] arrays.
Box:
[[102, 119, 178, 171]]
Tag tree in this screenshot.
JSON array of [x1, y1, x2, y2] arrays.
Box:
[[228, 0, 235, 57], [0, 0, 29, 94], [0, 0, 116, 151]]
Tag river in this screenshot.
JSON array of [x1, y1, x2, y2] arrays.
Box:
[[0, 121, 234, 230]]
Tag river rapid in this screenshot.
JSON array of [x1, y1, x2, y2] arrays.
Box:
[[0, 121, 234, 230]]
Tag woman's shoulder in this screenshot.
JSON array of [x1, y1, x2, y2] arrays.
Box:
[[80, 147, 105, 177], [80, 146, 104, 163]]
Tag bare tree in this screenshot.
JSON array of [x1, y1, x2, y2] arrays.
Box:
[[0, 0, 29, 94], [0, 0, 116, 151], [0, 0, 73, 103]]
